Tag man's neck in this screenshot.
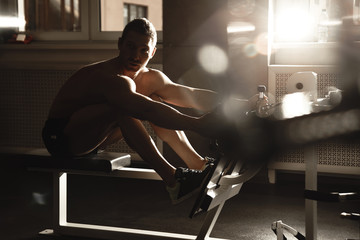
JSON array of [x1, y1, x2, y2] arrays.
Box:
[[123, 69, 140, 80], [113, 57, 143, 80]]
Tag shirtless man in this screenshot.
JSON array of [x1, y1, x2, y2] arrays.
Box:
[[42, 18, 247, 203]]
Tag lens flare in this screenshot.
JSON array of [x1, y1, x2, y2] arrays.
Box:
[[198, 44, 229, 74], [243, 43, 257, 58], [254, 32, 268, 56], [222, 96, 249, 121], [228, 0, 256, 17], [32, 192, 48, 205]]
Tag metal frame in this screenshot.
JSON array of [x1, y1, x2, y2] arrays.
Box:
[[271, 220, 305, 240], [40, 167, 231, 240]]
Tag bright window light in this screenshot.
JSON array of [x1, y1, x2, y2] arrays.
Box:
[[275, 9, 315, 42], [227, 22, 256, 33], [0, 16, 26, 29]]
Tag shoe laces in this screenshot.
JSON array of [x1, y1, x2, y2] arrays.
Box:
[[175, 167, 202, 180]]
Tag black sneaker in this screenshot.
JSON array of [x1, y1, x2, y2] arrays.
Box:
[[202, 156, 215, 170], [167, 163, 214, 204]]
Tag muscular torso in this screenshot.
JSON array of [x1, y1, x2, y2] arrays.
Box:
[[48, 57, 164, 119]]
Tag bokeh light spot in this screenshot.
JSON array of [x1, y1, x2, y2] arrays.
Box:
[[198, 44, 229, 74], [228, 0, 256, 17], [254, 32, 268, 56], [243, 43, 257, 58]]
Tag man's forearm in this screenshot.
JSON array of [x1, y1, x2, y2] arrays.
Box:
[[190, 88, 220, 112], [192, 89, 252, 113], [150, 102, 200, 131], [131, 98, 200, 132]]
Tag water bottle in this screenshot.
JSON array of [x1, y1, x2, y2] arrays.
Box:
[[318, 9, 329, 43], [255, 85, 270, 118]]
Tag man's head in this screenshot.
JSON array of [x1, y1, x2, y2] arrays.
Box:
[[121, 18, 157, 48], [118, 18, 157, 74]]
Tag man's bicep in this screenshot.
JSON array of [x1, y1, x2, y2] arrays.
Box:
[[156, 83, 196, 107], [149, 70, 189, 106], [159, 83, 221, 112]]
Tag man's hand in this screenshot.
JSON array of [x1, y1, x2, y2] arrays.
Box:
[[196, 103, 246, 139], [196, 110, 224, 138]]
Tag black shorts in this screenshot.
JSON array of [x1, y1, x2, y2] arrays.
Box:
[[42, 118, 71, 157]]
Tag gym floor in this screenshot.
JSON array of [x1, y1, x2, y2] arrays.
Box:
[[1, 163, 359, 240]]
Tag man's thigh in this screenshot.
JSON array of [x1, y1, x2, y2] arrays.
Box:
[[64, 104, 119, 155]]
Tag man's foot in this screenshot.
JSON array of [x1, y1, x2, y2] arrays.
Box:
[[201, 156, 215, 170], [166, 162, 214, 204]]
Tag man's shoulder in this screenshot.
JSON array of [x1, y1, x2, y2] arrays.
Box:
[[143, 67, 169, 82], [77, 59, 118, 78], [145, 67, 162, 75], [82, 59, 110, 71]]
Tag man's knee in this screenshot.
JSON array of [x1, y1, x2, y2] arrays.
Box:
[[115, 115, 146, 132]]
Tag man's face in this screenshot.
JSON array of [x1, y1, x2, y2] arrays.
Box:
[[118, 31, 156, 73]]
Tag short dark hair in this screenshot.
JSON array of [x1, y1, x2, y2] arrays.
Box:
[[122, 18, 157, 47]]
